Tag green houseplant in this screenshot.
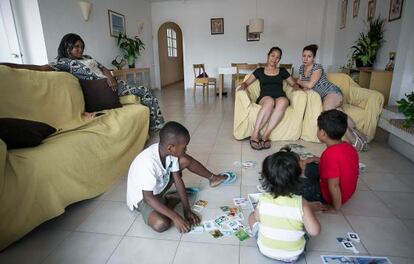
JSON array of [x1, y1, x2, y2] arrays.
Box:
[[116, 33, 145, 68], [397, 91, 414, 128], [351, 17, 385, 68]]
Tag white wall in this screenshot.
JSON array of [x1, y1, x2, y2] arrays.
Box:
[[151, 0, 339, 89], [388, 0, 414, 105], [333, 0, 402, 69], [38, 0, 155, 87], [4, 0, 48, 64]]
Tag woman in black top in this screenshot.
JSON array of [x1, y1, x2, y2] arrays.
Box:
[[239, 47, 298, 150]]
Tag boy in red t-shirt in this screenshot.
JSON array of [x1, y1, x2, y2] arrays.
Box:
[[298, 109, 359, 211]]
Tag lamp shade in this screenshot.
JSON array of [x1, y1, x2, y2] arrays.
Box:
[[249, 18, 264, 33], [79, 1, 92, 21]]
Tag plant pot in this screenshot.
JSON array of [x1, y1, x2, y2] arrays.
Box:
[[127, 57, 136, 68], [355, 59, 373, 68]]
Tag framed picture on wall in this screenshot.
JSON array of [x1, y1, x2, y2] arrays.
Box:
[[367, 0, 376, 22], [340, 0, 348, 29], [211, 18, 224, 35], [388, 0, 404, 22], [353, 0, 360, 18], [108, 10, 126, 37], [246, 25, 260, 41]]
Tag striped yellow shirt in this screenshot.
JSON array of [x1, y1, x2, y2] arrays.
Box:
[[257, 193, 305, 261]]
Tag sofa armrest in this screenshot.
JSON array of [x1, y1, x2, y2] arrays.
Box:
[[119, 95, 140, 105], [348, 86, 384, 114]]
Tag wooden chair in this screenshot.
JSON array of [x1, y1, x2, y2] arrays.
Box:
[[231, 63, 247, 90], [193, 64, 216, 96], [234, 64, 258, 88], [257, 62, 266, 68], [279, 64, 294, 76]]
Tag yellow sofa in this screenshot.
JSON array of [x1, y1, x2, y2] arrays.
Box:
[[233, 78, 307, 141], [301, 73, 384, 142], [0, 66, 149, 250]]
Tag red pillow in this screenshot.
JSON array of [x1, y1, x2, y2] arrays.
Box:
[[79, 79, 122, 112]]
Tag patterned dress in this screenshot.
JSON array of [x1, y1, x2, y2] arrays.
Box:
[[299, 63, 342, 98], [49, 55, 164, 130]]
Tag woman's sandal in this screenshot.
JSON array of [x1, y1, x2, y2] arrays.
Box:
[[250, 139, 262, 150], [351, 128, 368, 152], [209, 172, 236, 187], [261, 139, 271, 149]]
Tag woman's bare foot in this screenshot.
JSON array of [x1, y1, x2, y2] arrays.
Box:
[[209, 174, 227, 187]]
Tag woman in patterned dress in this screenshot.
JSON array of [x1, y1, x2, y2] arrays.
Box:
[[296, 44, 367, 151], [2, 33, 164, 130]]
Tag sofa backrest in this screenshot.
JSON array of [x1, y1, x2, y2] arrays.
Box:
[[0, 66, 85, 130]]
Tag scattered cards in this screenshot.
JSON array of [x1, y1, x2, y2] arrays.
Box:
[[203, 220, 217, 232], [347, 232, 360, 243], [235, 228, 250, 241], [248, 193, 262, 211], [192, 200, 208, 213], [283, 143, 315, 159], [233, 160, 257, 169], [233, 197, 248, 207], [189, 224, 204, 234], [336, 237, 350, 243], [214, 215, 230, 226], [321, 255, 392, 264], [341, 241, 359, 254], [209, 229, 223, 239], [220, 206, 244, 221]]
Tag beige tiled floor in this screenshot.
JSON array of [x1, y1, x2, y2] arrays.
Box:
[[1, 83, 414, 263]]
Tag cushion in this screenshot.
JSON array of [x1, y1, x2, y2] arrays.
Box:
[[0, 118, 56, 149], [197, 72, 208, 78], [79, 79, 122, 112]]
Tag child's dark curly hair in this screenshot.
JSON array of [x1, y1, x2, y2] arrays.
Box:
[[259, 147, 302, 198]]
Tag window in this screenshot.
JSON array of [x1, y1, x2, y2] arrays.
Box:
[[166, 28, 177, 57]]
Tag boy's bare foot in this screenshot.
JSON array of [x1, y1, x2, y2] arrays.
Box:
[[165, 194, 181, 209], [209, 174, 227, 188]]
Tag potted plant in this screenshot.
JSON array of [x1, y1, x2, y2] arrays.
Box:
[[351, 17, 385, 68], [116, 33, 145, 68], [397, 91, 414, 128]]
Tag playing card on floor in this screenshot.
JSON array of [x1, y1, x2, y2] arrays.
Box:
[[209, 229, 223, 239], [233, 197, 248, 207], [189, 224, 204, 234], [203, 220, 217, 232]]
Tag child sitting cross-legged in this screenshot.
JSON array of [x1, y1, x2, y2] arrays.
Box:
[[249, 149, 321, 263], [126, 121, 228, 233], [299, 109, 359, 211]]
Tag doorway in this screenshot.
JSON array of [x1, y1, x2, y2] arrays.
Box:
[[157, 22, 184, 88]]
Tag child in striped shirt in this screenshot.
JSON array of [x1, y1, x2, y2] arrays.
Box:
[[248, 149, 321, 263]]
